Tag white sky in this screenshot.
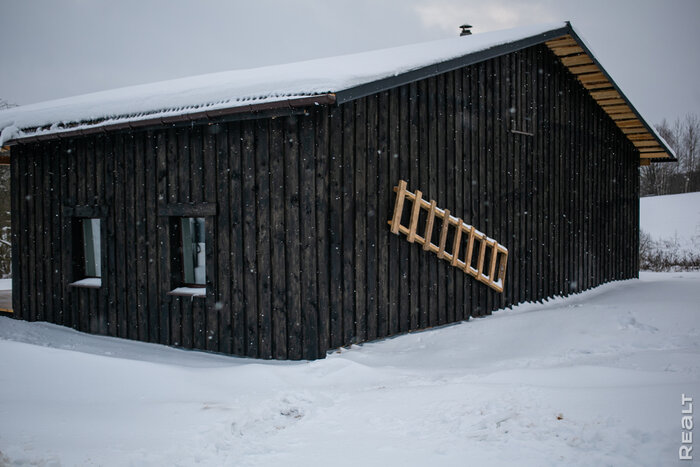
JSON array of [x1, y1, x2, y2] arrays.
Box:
[[0, 0, 698, 126]]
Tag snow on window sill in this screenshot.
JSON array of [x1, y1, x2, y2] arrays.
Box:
[[167, 287, 206, 298], [69, 278, 102, 289]]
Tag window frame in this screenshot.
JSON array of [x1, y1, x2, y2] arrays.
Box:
[[171, 216, 207, 289], [81, 218, 102, 279], [66, 205, 107, 289], [158, 202, 216, 299]]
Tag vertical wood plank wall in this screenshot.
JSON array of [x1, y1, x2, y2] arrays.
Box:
[[11, 44, 640, 359]]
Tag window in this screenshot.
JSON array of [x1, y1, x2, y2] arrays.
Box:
[[180, 217, 206, 286], [82, 218, 101, 278], [158, 202, 215, 297], [168, 217, 207, 297], [70, 217, 102, 288]]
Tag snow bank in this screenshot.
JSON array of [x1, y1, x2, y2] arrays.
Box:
[[0, 22, 566, 144], [640, 192, 700, 270], [640, 191, 700, 250], [1, 272, 699, 466]]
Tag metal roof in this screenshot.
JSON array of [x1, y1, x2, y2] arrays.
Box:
[[0, 22, 674, 162]]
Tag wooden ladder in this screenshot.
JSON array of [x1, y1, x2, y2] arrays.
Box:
[[388, 180, 508, 293]]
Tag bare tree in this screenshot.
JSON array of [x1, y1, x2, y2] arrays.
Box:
[[0, 99, 17, 110], [0, 99, 14, 276], [682, 114, 699, 173], [641, 113, 700, 196]]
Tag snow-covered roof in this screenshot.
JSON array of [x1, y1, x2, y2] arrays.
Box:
[[0, 21, 676, 161], [0, 22, 567, 145]]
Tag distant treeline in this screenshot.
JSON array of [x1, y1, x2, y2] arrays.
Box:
[[0, 99, 14, 278], [641, 113, 700, 196], [0, 165, 9, 278]]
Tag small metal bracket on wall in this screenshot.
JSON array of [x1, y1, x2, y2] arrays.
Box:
[[388, 180, 509, 293], [510, 129, 534, 137]]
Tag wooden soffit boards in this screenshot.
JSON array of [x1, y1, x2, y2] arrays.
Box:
[[545, 34, 674, 163]]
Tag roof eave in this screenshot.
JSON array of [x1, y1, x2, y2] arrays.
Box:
[[563, 24, 677, 162], [6, 93, 337, 145]]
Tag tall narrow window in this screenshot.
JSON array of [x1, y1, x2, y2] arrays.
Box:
[[82, 218, 101, 278], [180, 217, 206, 286], [70, 216, 102, 288], [167, 216, 208, 297]]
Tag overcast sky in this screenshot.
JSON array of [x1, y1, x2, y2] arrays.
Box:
[[0, 0, 697, 126]]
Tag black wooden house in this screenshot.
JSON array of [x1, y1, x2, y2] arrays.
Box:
[[1, 22, 674, 359]]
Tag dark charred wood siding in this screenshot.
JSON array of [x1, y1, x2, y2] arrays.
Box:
[[11, 44, 639, 359]]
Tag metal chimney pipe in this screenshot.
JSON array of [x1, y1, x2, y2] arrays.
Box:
[[460, 24, 472, 36]]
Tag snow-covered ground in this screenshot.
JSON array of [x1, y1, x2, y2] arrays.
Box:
[[0, 192, 697, 465], [0, 279, 10, 291], [0, 271, 698, 466], [641, 191, 700, 251]]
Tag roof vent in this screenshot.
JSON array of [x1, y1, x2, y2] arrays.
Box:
[[459, 24, 472, 36]]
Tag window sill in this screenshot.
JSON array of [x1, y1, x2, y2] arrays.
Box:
[[69, 278, 102, 289], [167, 287, 206, 298]]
